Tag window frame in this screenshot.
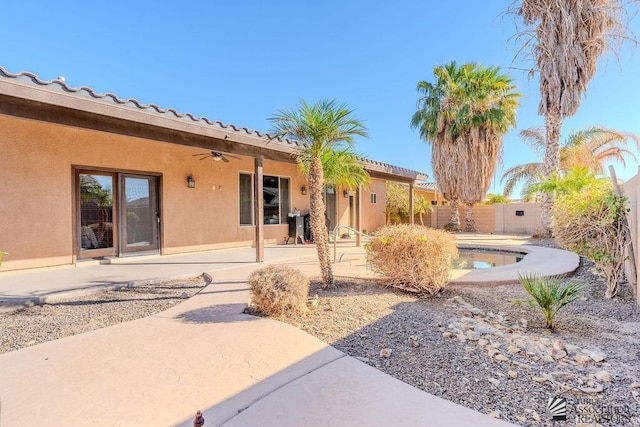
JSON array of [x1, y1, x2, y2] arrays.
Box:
[[238, 172, 291, 226]]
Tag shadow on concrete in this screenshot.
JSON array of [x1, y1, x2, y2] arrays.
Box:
[[175, 304, 258, 324]]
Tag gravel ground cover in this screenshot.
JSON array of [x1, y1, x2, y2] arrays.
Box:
[[276, 245, 640, 426], [0, 277, 204, 354]]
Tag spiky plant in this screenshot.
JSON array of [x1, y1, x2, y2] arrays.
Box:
[[518, 273, 585, 330]]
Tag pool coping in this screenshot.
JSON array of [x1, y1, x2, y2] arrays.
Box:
[[450, 243, 581, 286]]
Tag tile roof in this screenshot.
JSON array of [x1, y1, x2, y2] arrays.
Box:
[[0, 66, 428, 181]]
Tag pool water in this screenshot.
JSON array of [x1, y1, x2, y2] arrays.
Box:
[[452, 248, 525, 269]]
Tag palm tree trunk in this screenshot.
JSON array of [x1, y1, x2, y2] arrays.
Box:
[[450, 199, 460, 230], [419, 212, 424, 226], [464, 203, 476, 232], [309, 158, 334, 288], [538, 111, 562, 237]]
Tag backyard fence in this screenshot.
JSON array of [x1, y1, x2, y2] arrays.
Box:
[[426, 202, 542, 235]]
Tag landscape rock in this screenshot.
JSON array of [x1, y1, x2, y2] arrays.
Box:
[[549, 348, 567, 360], [469, 307, 485, 316], [508, 370, 518, 379], [564, 343, 582, 355], [478, 338, 489, 347], [494, 354, 509, 362], [488, 377, 500, 387], [506, 345, 521, 355], [630, 382, 640, 389], [594, 370, 613, 382], [532, 376, 547, 383], [442, 332, 454, 339], [574, 354, 592, 365], [379, 348, 392, 358], [466, 330, 481, 341], [589, 351, 606, 363]]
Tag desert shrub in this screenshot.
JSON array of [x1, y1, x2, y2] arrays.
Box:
[[518, 274, 585, 330], [443, 222, 459, 232], [552, 180, 628, 298], [365, 224, 458, 294], [0, 250, 6, 266], [248, 265, 310, 317]]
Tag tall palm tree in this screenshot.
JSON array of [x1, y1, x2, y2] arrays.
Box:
[[411, 62, 520, 232], [270, 99, 368, 288], [502, 127, 639, 198], [512, 0, 629, 236]]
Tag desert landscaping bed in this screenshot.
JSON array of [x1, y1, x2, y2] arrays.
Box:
[[277, 257, 640, 426], [0, 277, 204, 354]]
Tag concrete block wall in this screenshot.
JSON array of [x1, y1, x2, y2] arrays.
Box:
[[429, 202, 541, 235]]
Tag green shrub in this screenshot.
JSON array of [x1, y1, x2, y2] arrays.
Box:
[[443, 222, 459, 232], [0, 250, 6, 267], [518, 274, 585, 330], [365, 224, 458, 294], [552, 179, 627, 298], [248, 265, 310, 317]]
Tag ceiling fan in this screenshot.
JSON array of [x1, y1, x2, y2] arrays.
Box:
[[192, 151, 242, 163]]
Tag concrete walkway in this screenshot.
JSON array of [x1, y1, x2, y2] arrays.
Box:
[[0, 242, 514, 426]]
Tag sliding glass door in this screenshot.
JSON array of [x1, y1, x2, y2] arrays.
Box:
[[77, 171, 159, 259], [120, 175, 159, 254], [78, 172, 117, 258]]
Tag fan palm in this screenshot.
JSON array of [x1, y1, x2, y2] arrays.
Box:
[[270, 99, 368, 288], [411, 62, 520, 231], [511, 0, 630, 235], [502, 127, 639, 198]]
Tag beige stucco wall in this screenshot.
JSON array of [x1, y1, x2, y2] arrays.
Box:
[[0, 114, 310, 271], [360, 179, 387, 233], [429, 202, 541, 235]]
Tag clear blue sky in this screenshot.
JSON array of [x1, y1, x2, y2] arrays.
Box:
[[2, 1, 639, 196]]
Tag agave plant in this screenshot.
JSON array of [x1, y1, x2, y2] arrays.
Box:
[[518, 273, 585, 330]]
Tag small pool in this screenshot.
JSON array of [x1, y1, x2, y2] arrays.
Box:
[[453, 248, 525, 269]]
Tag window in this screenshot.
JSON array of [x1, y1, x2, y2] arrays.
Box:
[[370, 193, 377, 204], [263, 175, 290, 224], [431, 200, 437, 206], [239, 173, 253, 225], [239, 173, 290, 225]]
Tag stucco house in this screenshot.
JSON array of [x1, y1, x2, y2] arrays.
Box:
[[0, 68, 427, 272]]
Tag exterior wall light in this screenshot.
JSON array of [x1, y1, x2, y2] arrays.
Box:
[[343, 190, 349, 198], [187, 175, 195, 188], [301, 186, 307, 195]]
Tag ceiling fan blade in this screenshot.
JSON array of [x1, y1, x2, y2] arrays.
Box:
[[222, 156, 230, 163], [226, 154, 242, 160]]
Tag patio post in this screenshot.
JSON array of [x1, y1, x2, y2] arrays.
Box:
[[356, 185, 362, 247], [254, 156, 264, 262]]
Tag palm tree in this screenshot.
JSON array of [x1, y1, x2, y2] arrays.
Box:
[[297, 147, 369, 190], [270, 99, 368, 288], [511, 0, 630, 236], [411, 62, 520, 232], [413, 196, 433, 226], [502, 127, 639, 198]]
